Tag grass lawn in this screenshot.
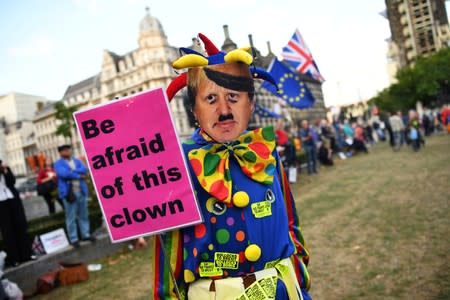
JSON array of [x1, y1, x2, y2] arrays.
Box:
[[34, 134, 450, 300]]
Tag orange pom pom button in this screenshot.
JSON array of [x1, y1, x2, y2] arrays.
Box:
[[244, 244, 261, 262], [233, 191, 250, 208]]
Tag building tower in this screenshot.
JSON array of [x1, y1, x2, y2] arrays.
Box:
[[385, 0, 450, 81]]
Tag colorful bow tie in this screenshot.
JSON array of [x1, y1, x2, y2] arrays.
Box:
[[188, 126, 277, 203]]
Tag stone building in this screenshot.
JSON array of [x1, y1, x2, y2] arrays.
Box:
[[0, 92, 47, 174], [33, 102, 69, 162], [384, 0, 450, 82], [3, 121, 34, 176], [0, 92, 46, 160], [0, 92, 45, 124]]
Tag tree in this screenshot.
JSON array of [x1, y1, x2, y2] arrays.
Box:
[[54, 101, 79, 146], [370, 48, 450, 111]]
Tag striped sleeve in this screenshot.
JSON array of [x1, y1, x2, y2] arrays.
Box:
[[277, 157, 311, 290], [151, 230, 186, 300]]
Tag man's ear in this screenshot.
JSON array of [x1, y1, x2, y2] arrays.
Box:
[[192, 107, 198, 121]]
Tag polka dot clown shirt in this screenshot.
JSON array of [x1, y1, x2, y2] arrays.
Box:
[[152, 127, 310, 299]]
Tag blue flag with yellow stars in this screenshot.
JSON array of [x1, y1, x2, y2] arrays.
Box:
[[262, 58, 315, 109], [254, 103, 283, 119]]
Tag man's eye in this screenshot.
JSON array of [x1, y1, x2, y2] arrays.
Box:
[[206, 94, 216, 103], [228, 93, 238, 102]]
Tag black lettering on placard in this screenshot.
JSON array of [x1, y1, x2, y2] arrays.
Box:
[[101, 119, 115, 133], [111, 214, 125, 227], [81, 119, 115, 139], [126, 145, 142, 160], [90, 133, 166, 170], [145, 203, 167, 219], [82, 119, 99, 139], [132, 167, 182, 191], [110, 199, 185, 228], [168, 199, 184, 214], [100, 177, 124, 199], [149, 133, 165, 152], [168, 167, 182, 182]]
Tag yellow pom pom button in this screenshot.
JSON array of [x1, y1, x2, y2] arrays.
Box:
[[245, 244, 261, 262], [184, 269, 195, 283], [233, 191, 250, 208]]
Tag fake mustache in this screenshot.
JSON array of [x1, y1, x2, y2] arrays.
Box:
[[218, 114, 234, 122]]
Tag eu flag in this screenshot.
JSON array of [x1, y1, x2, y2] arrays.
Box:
[[254, 103, 282, 119], [262, 58, 315, 109]]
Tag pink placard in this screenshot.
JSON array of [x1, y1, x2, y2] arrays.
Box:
[[74, 88, 202, 242]]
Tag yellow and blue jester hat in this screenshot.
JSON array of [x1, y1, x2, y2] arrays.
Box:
[[166, 33, 277, 101]]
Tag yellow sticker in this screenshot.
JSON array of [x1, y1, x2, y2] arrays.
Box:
[[275, 263, 289, 277], [236, 295, 248, 300], [251, 201, 272, 218], [214, 252, 239, 269], [235, 276, 277, 300], [264, 259, 280, 269], [245, 282, 270, 300], [199, 262, 223, 277], [258, 276, 277, 299]]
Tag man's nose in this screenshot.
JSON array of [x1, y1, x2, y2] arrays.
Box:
[[217, 96, 231, 115]]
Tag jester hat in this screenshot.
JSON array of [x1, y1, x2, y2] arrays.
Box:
[[166, 33, 277, 101]]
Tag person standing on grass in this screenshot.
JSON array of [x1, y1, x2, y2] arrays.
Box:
[[0, 159, 36, 268], [441, 105, 450, 134], [353, 122, 368, 154], [408, 111, 422, 152], [152, 33, 311, 300], [389, 111, 405, 150], [54, 145, 95, 248], [398, 111, 407, 145], [299, 120, 318, 175], [318, 140, 334, 166]]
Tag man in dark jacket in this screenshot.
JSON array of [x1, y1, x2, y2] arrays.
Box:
[[0, 160, 35, 267]]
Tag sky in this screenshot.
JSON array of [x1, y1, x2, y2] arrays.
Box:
[[0, 0, 447, 107]]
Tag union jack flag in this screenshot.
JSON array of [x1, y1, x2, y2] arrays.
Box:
[[281, 29, 324, 82]]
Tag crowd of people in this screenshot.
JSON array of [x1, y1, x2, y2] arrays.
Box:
[[274, 105, 450, 180], [0, 144, 95, 270]]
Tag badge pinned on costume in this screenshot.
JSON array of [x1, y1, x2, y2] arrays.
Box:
[[213, 201, 227, 215], [251, 201, 272, 218], [206, 197, 228, 215], [214, 252, 239, 269], [265, 189, 275, 203]]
